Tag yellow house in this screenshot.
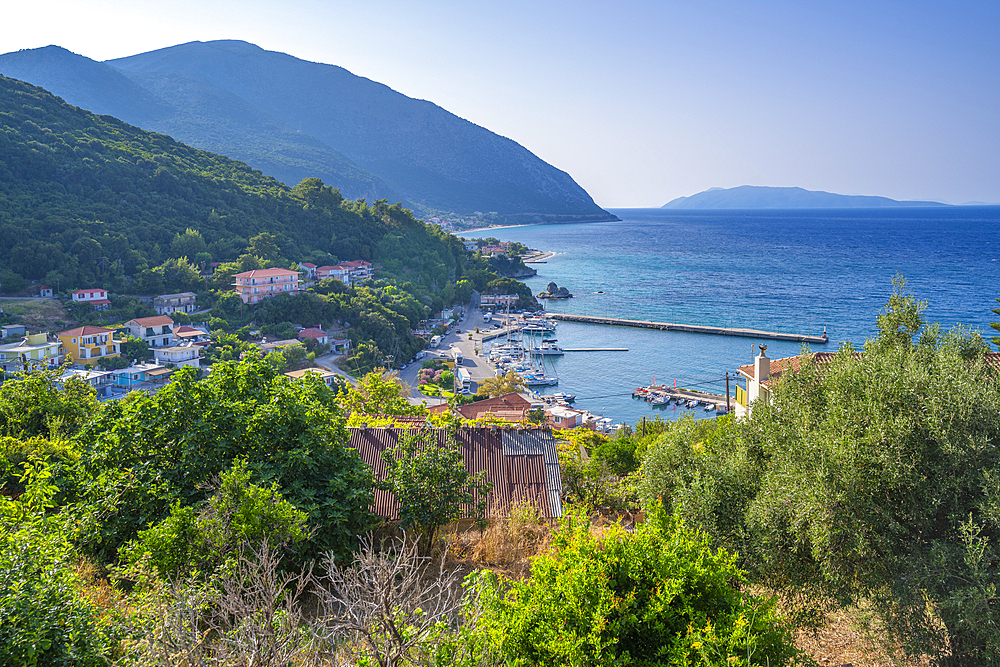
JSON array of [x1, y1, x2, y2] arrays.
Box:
[[58, 326, 123, 366]]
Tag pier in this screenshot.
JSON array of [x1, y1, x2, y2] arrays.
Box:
[[562, 348, 628, 352], [548, 313, 828, 345]]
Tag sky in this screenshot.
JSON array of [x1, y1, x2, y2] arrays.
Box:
[[3, 0, 999, 207]]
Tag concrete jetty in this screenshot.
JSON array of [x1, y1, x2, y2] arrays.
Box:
[[562, 348, 629, 352], [549, 313, 828, 345]]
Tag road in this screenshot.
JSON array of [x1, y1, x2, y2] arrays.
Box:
[[394, 303, 501, 406]]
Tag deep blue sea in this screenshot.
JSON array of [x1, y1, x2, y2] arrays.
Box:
[[460, 207, 1000, 425]]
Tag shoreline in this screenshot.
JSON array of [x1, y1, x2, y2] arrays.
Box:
[[454, 224, 530, 235], [523, 250, 556, 263]]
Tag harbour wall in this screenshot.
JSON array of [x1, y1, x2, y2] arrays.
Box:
[[548, 313, 828, 345]]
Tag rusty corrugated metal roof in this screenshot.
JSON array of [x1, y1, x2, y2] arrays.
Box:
[[348, 427, 561, 520]]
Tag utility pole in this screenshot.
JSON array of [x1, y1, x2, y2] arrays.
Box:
[[725, 372, 730, 413]]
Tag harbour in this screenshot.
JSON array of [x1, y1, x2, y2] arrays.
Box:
[[547, 313, 829, 345]]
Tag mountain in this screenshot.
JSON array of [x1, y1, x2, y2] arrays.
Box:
[[662, 185, 949, 209], [0, 45, 391, 203], [0, 74, 464, 294], [0, 41, 613, 221]]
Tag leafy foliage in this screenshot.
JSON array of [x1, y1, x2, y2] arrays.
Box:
[[640, 281, 1000, 664], [73, 354, 375, 564], [474, 370, 526, 398], [379, 429, 492, 553], [475, 502, 807, 667], [0, 460, 113, 666], [122, 460, 310, 578]]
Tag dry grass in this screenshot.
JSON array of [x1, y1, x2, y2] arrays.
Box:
[[0, 298, 73, 330], [792, 607, 933, 667]]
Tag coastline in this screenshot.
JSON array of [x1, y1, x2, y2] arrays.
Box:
[[454, 224, 530, 235], [523, 250, 556, 263]]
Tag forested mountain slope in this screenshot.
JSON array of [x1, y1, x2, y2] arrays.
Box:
[[0, 75, 462, 291], [0, 45, 389, 202]]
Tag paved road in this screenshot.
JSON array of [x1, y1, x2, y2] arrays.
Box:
[[393, 302, 502, 406]]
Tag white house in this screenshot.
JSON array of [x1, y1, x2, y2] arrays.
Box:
[[0, 333, 62, 373], [152, 343, 201, 369], [153, 292, 197, 315], [123, 316, 175, 348], [71, 288, 110, 310]]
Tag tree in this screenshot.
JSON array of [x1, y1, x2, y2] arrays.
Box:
[[0, 366, 101, 439], [122, 459, 310, 578], [379, 428, 491, 554], [555, 428, 621, 510], [246, 232, 281, 262], [170, 228, 207, 259], [475, 502, 806, 667], [642, 284, 1000, 664], [338, 370, 425, 417], [74, 355, 375, 564], [474, 370, 526, 398]]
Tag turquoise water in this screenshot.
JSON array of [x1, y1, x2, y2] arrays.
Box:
[[461, 207, 1000, 424]]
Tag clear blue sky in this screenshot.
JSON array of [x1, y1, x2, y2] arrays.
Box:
[[3, 0, 998, 207]]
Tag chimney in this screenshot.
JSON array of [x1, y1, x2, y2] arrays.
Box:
[[754, 344, 770, 383]]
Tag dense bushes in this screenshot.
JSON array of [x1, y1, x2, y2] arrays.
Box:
[[638, 283, 1000, 664], [73, 355, 375, 564], [476, 503, 807, 666]]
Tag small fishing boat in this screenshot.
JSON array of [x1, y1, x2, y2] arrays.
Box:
[[704, 403, 717, 412]]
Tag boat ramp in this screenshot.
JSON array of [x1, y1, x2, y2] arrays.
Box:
[[548, 313, 828, 345]]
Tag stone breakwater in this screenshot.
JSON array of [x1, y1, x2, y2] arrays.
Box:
[[548, 313, 829, 345]]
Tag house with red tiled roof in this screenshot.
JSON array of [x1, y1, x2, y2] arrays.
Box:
[[71, 288, 111, 310], [457, 393, 531, 423], [123, 315, 174, 348], [299, 263, 317, 280], [232, 268, 300, 304], [297, 327, 329, 346], [57, 326, 122, 366], [735, 346, 853, 418]]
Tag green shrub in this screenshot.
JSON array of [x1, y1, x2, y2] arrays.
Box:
[[121, 460, 309, 577], [73, 355, 374, 565], [0, 460, 112, 666], [475, 502, 808, 667]]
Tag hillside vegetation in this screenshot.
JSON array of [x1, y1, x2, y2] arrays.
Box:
[[0, 42, 614, 220], [0, 74, 464, 291]]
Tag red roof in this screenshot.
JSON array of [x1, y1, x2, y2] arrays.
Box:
[[232, 268, 300, 278], [458, 393, 531, 422], [127, 315, 174, 327], [59, 326, 116, 336], [300, 262, 317, 268], [298, 327, 328, 339], [89, 299, 111, 306]]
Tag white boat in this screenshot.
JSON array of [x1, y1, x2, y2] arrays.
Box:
[[529, 343, 564, 355], [704, 403, 717, 412], [523, 373, 558, 387]]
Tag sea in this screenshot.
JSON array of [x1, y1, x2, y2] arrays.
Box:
[[459, 206, 1000, 426]]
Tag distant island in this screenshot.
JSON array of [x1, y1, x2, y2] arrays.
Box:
[[662, 185, 949, 209]]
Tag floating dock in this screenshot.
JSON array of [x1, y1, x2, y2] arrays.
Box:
[[562, 348, 628, 352], [549, 313, 828, 345]]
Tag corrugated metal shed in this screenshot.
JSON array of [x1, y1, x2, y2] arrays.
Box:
[[349, 427, 562, 520]]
